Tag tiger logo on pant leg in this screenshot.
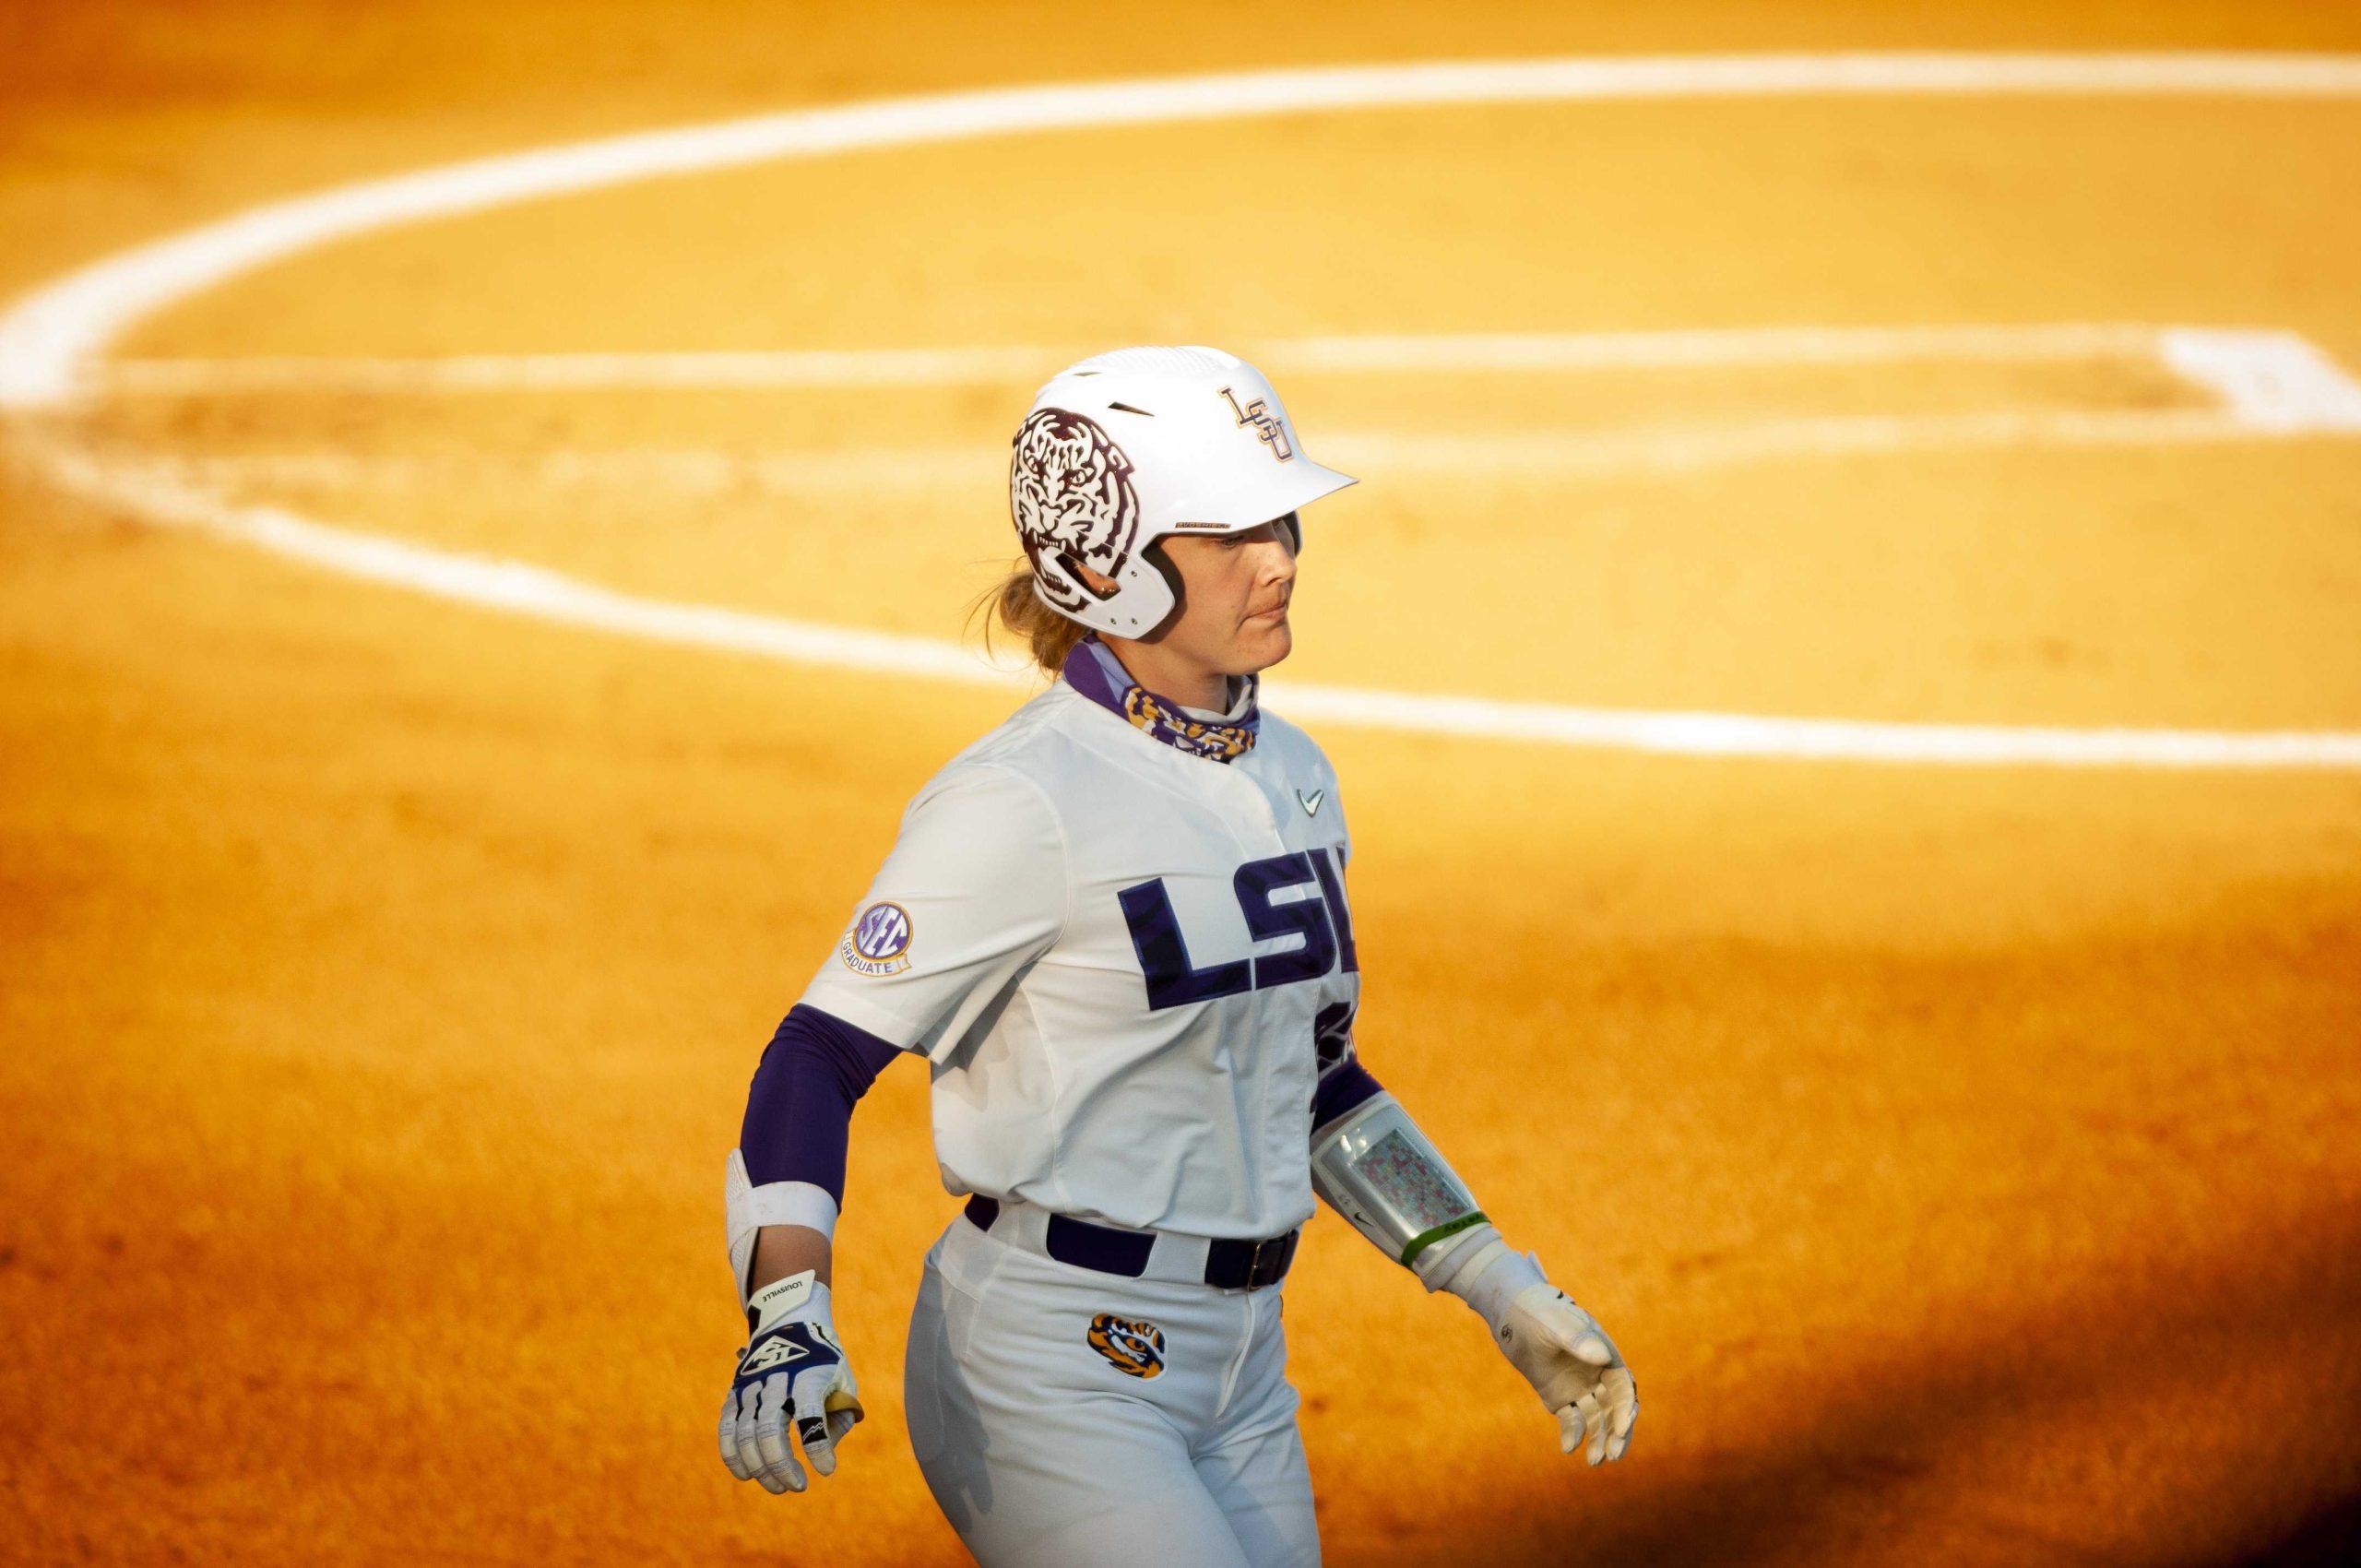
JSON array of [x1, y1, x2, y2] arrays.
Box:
[[1086, 1312, 1167, 1380], [1010, 409, 1141, 612]]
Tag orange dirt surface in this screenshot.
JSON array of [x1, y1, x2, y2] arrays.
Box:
[[5, 4, 2361, 1564]]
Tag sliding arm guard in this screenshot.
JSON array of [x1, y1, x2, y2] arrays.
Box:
[[1309, 1091, 1493, 1277]]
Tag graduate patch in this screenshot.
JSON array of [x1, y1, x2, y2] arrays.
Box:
[[840, 902, 912, 976]]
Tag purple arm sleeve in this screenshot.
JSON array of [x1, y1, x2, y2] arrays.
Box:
[[738, 1004, 903, 1206], [1311, 1055, 1384, 1134]]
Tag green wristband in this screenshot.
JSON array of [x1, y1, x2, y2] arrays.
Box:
[[1400, 1211, 1489, 1267]]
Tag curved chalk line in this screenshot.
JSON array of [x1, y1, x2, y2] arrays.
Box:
[[5, 51, 2361, 767]]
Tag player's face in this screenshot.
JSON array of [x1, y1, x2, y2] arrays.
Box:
[[1153, 518, 1298, 677]]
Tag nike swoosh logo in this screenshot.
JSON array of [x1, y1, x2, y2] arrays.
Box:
[[1297, 789, 1324, 816]]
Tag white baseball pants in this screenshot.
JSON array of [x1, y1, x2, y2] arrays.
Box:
[[904, 1214, 1320, 1567]]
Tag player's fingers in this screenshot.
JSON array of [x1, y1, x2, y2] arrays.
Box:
[[1607, 1371, 1639, 1462], [732, 1386, 789, 1494], [798, 1420, 837, 1478], [1563, 1325, 1617, 1367], [1555, 1404, 1586, 1455], [753, 1377, 808, 1494], [792, 1378, 839, 1479], [734, 1385, 790, 1495], [1579, 1390, 1609, 1467], [718, 1385, 755, 1481], [1533, 1299, 1617, 1366], [823, 1387, 865, 1450]]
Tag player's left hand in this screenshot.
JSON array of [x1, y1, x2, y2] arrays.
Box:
[[1492, 1281, 1638, 1466], [718, 1269, 864, 1494]]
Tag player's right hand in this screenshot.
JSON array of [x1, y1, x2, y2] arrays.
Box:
[[1495, 1280, 1639, 1467], [718, 1269, 864, 1494]]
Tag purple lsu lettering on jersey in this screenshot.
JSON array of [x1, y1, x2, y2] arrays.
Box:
[[1117, 846, 1358, 1011], [789, 670, 1360, 1238]]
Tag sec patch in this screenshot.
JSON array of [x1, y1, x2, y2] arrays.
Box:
[[840, 901, 912, 976], [1086, 1313, 1166, 1380]]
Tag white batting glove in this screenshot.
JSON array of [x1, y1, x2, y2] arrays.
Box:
[[1442, 1237, 1639, 1466], [718, 1269, 864, 1494]]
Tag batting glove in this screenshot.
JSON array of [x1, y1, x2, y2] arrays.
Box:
[[1447, 1238, 1639, 1466], [718, 1269, 864, 1494]]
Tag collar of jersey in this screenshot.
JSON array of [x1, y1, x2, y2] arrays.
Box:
[[1060, 636, 1261, 765]]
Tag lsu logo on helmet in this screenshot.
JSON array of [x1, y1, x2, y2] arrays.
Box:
[[1217, 386, 1294, 461], [1086, 1312, 1167, 1380]]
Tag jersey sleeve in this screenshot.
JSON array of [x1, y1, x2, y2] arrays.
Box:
[[795, 762, 1069, 1063]]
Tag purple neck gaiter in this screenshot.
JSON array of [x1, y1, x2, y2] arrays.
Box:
[[1060, 637, 1261, 764]]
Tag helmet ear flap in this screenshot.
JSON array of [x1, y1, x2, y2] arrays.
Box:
[[1026, 544, 1178, 639], [1135, 542, 1185, 639]]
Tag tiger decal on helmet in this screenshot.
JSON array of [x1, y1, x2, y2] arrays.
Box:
[[1009, 408, 1142, 612]]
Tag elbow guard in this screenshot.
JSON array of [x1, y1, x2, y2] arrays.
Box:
[[1310, 1092, 1491, 1279]]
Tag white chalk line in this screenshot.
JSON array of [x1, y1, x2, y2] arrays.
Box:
[[6, 52, 2361, 767], [78, 325, 2361, 485], [83, 321, 2232, 396], [10, 52, 2361, 411], [90, 408, 2337, 498], [1342, 406, 2342, 475], [25, 425, 2361, 770], [15, 427, 1029, 685]]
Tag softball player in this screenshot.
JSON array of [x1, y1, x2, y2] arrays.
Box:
[[718, 346, 1638, 1566]]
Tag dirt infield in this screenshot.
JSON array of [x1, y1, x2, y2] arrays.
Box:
[[5, 4, 2360, 1563]]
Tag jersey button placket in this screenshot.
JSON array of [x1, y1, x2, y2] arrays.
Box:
[[1225, 766, 1284, 855], [1223, 762, 1296, 1241]]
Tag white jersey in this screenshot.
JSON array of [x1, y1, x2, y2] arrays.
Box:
[[796, 671, 1360, 1240]]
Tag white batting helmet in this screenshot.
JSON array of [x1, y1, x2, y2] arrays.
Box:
[[1008, 345, 1357, 637]]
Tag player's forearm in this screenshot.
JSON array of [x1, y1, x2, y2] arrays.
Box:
[[1310, 1085, 1506, 1289], [749, 1223, 833, 1293], [1311, 1085, 1590, 1340], [727, 1004, 900, 1301], [1307, 1064, 1639, 1464]]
